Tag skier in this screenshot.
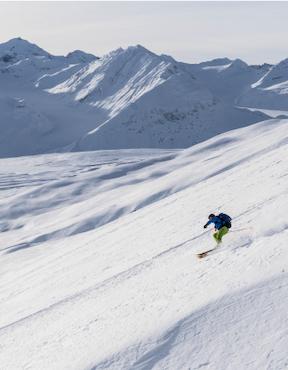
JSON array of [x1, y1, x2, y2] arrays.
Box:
[[204, 213, 232, 244]]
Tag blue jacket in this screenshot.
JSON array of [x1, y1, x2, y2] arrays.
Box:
[[206, 216, 225, 230]]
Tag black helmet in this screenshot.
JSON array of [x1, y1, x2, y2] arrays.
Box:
[[208, 213, 215, 219]]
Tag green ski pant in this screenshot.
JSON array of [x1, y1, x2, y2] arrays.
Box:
[[213, 226, 229, 244]]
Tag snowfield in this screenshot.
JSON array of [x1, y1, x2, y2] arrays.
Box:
[[0, 117, 287, 369]]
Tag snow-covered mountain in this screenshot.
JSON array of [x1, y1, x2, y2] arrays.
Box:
[[0, 37, 97, 66], [237, 58, 288, 110], [66, 49, 98, 64], [62, 46, 266, 151], [0, 37, 287, 158], [0, 39, 103, 157], [0, 37, 51, 62], [0, 116, 287, 369], [187, 59, 271, 103]]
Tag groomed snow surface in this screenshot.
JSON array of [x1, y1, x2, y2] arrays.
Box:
[[0, 117, 288, 370]]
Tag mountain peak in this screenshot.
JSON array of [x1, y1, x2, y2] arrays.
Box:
[[1, 37, 46, 51], [230, 58, 248, 68], [126, 44, 150, 52], [66, 50, 98, 63], [101, 45, 157, 64], [125, 44, 157, 57], [0, 37, 50, 62], [199, 57, 232, 67]]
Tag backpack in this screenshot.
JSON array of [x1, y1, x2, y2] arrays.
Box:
[[219, 213, 232, 229]]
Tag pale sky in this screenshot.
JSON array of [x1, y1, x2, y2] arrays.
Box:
[[0, 1, 288, 64]]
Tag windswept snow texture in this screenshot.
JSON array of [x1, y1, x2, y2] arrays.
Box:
[[2, 37, 288, 157], [0, 118, 288, 369]]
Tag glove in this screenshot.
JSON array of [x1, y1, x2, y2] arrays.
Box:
[[204, 224, 207, 229]]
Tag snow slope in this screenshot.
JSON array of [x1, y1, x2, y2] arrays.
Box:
[[0, 38, 271, 157], [0, 117, 287, 369]]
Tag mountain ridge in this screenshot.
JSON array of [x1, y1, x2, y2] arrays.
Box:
[[0, 37, 287, 158]]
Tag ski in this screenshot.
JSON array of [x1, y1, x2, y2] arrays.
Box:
[[197, 248, 215, 259]]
